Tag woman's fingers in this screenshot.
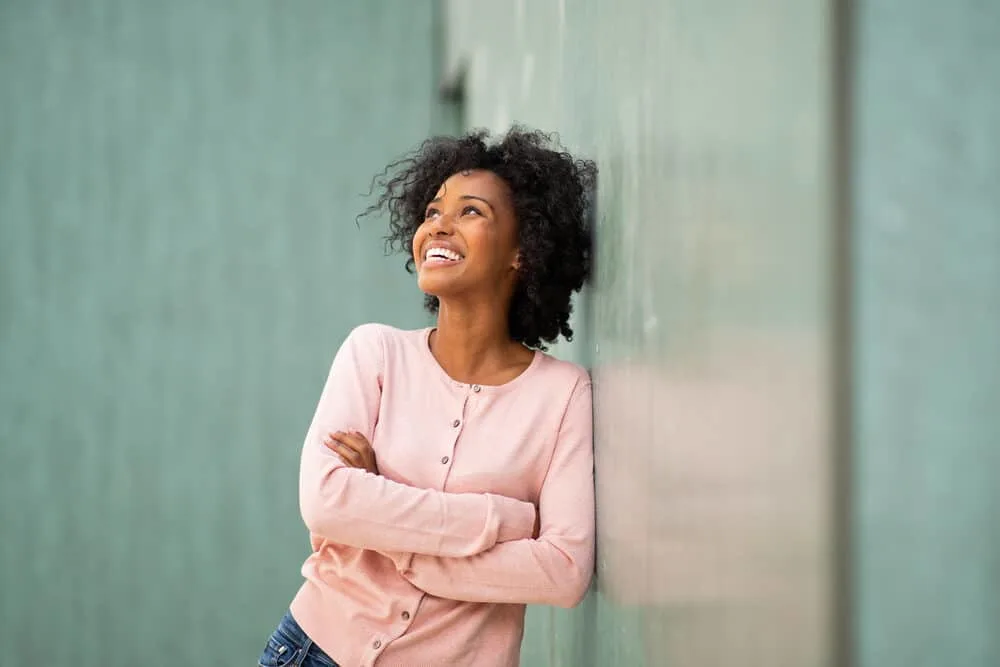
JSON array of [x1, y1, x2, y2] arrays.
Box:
[[324, 431, 373, 470], [333, 431, 371, 461], [336, 430, 372, 452], [332, 443, 362, 467], [325, 433, 362, 466], [325, 431, 366, 451]]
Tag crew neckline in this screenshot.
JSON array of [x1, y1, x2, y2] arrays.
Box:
[[419, 327, 542, 393]]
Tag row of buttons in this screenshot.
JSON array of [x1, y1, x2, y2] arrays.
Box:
[[371, 610, 413, 650], [443, 415, 463, 465], [369, 401, 474, 655]]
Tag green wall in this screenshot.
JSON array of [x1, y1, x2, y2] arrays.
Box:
[[853, 1, 1000, 665], [444, 0, 1000, 666], [442, 0, 840, 665], [3, 1, 997, 666], [0, 2, 435, 664]]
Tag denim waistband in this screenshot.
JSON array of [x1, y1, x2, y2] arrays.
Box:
[[275, 611, 311, 646], [273, 611, 337, 667]]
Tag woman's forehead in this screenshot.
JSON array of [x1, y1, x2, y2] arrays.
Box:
[[434, 169, 510, 199]]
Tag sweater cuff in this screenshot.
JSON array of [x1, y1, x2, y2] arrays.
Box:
[[492, 494, 537, 543]]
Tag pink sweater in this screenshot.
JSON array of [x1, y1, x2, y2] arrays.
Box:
[[289, 324, 595, 667]]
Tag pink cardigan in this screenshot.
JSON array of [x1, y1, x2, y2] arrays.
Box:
[[289, 324, 595, 667]]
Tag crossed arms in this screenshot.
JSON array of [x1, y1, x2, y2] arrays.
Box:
[[297, 325, 595, 608]]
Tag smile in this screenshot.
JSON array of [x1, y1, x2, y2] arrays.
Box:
[[423, 247, 464, 266]]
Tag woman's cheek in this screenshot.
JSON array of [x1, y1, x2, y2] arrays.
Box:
[[411, 232, 423, 262]]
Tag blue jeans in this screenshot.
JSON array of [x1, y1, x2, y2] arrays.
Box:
[[257, 611, 340, 667]]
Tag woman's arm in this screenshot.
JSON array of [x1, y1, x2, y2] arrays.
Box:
[[298, 324, 537, 557], [385, 379, 595, 608]]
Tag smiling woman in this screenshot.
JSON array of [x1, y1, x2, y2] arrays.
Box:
[[372, 127, 596, 350], [415, 170, 521, 311], [256, 127, 597, 667]]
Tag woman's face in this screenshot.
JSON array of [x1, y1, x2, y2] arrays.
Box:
[[412, 169, 520, 304]]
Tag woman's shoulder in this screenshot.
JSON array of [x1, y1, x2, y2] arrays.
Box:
[[345, 322, 426, 341], [531, 350, 592, 392], [342, 322, 428, 358]]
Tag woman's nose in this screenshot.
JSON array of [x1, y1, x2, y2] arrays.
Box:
[[429, 212, 454, 234]]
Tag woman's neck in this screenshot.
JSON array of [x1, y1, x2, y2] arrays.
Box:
[[430, 301, 528, 384]]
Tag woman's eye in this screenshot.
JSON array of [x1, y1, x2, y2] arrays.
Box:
[[462, 205, 482, 217], [424, 208, 440, 219]]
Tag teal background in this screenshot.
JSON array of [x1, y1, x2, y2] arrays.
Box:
[[1, 2, 435, 663], [1, 1, 998, 666], [852, 1, 1000, 665], [443, 0, 837, 665]]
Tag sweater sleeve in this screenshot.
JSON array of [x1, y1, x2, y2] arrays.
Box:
[[387, 377, 596, 607], [298, 324, 537, 557]]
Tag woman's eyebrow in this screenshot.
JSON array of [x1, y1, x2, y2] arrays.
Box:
[[458, 194, 494, 211]]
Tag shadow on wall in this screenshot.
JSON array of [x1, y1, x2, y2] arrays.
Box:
[[590, 139, 833, 666]]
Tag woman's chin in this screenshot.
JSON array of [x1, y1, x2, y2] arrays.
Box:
[[417, 272, 464, 297]]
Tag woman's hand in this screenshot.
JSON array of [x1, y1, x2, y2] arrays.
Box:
[[324, 430, 379, 475]]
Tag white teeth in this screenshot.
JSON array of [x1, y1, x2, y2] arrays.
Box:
[[426, 247, 461, 261]]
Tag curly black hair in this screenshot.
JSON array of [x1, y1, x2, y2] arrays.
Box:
[[362, 126, 596, 350]]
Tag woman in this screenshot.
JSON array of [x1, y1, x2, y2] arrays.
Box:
[[258, 127, 597, 667]]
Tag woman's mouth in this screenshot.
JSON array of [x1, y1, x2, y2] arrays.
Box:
[[423, 247, 464, 267]]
